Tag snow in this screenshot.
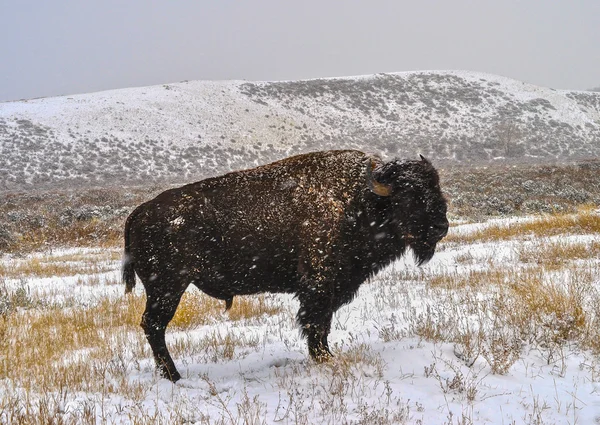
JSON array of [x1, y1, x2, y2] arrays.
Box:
[[2, 217, 599, 424]]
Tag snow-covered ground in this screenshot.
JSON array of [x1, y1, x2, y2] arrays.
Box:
[[1, 216, 599, 424]]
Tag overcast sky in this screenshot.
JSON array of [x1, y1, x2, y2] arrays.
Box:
[[1, 1, 599, 102]]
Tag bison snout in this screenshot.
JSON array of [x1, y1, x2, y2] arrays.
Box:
[[430, 221, 449, 239]]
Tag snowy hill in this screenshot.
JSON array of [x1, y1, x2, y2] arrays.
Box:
[[1, 71, 599, 191]]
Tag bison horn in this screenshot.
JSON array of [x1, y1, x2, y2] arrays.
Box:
[[367, 159, 392, 197]]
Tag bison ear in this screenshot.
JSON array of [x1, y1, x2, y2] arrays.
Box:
[[367, 159, 392, 197]]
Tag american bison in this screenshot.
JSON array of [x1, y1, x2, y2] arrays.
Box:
[[123, 150, 448, 381]]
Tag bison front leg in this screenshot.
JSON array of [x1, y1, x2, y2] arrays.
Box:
[[297, 291, 334, 362], [141, 290, 185, 382]]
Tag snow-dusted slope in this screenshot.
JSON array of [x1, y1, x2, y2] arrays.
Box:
[[1, 71, 599, 191]]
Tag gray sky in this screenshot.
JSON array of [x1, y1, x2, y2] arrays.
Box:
[[1, 0, 599, 102]]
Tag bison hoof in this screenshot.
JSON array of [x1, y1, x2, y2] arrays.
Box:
[[160, 368, 181, 382], [310, 348, 333, 363]]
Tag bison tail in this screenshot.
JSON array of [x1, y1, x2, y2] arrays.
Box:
[[122, 212, 137, 294], [122, 253, 136, 294]]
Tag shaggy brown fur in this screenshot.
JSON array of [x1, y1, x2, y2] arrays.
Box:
[[123, 150, 448, 381]]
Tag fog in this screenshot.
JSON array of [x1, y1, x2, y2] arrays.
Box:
[[1, 0, 599, 101]]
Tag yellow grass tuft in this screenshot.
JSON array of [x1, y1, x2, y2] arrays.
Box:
[[517, 239, 600, 269], [428, 268, 506, 290], [446, 210, 600, 245], [0, 294, 147, 393], [0, 250, 121, 279], [170, 290, 224, 329], [227, 294, 283, 321], [171, 290, 283, 330], [507, 270, 587, 344], [13, 217, 123, 254]]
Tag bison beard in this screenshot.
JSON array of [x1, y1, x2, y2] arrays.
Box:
[[123, 150, 448, 382]]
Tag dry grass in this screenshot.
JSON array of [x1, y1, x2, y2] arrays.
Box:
[[0, 289, 285, 395], [508, 270, 587, 344], [446, 208, 600, 245], [0, 247, 287, 418], [412, 265, 595, 375], [428, 268, 507, 290], [0, 295, 147, 392], [0, 186, 159, 254], [170, 290, 225, 329], [409, 208, 600, 376], [0, 250, 120, 279], [197, 331, 260, 362], [0, 290, 284, 423], [14, 217, 124, 252], [517, 239, 600, 269], [227, 294, 284, 321], [328, 343, 385, 379], [171, 290, 284, 330]]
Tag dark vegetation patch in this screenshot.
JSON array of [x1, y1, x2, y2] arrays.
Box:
[[442, 160, 600, 218]]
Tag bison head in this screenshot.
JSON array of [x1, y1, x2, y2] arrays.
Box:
[[369, 155, 449, 265]]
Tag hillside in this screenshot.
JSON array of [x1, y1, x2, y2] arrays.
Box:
[[1, 71, 600, 191]]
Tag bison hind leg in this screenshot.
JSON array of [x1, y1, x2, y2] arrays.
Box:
[[141, 288, 186, 382]]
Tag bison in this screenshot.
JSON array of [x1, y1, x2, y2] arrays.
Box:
[[123, 150, 448, 381]]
